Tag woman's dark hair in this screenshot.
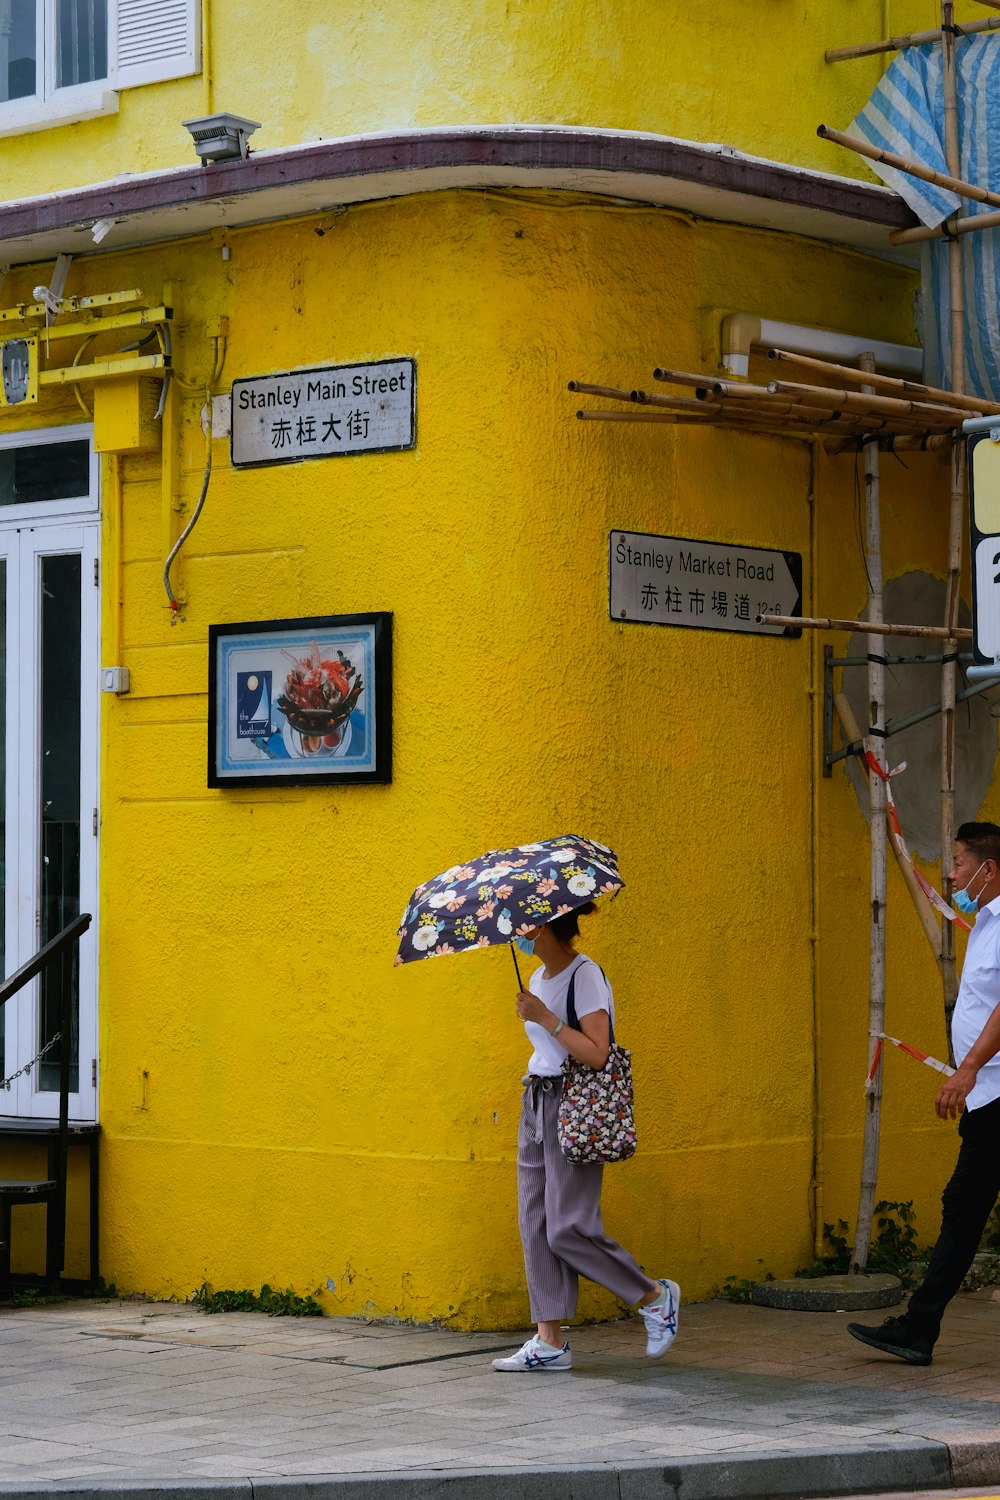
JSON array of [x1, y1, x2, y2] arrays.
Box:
[[547, 901, 597, 944]]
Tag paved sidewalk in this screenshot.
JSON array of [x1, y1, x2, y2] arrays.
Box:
[[2, 1288, 1000, 1498]]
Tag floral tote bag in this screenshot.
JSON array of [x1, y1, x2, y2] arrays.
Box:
[[557, 962, 637, 1165]]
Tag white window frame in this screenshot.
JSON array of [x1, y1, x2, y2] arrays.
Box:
[[0, 0, 199, 140], [0, 424, 100, 1123], [0, 425, 100, 524]]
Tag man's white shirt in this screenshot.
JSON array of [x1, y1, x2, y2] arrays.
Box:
[[952, 892, 1000, 1112]]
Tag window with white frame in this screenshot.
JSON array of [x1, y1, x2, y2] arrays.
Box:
[[0, 0, 200, 136]]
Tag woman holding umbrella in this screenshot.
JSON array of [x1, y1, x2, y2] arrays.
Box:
[[396, 835, 678, 1370], [491, 901, 679, 1372]]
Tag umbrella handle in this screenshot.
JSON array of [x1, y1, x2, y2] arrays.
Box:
[[509, 940, 523, 989]]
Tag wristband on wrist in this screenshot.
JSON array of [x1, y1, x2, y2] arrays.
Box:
[[551, 1019, 564, 1038]]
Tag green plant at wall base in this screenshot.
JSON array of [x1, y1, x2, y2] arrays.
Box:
[[192, 1282, 323, 1316], [725, 1200, 1000, 1301], [981, 1206, 1000, 1253], [867, 1200, 919, 1278], [720, 1276, 755, 1303], [961, 1253, 1000, 1291], [795, 1220, 851, 1279], [721, 1202, 922, 1297], [4, 1287, 64, 1308]]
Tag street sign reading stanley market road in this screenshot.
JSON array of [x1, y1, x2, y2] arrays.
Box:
[[609, 530, 802, 637]]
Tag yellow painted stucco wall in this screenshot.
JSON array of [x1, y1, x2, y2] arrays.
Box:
[[1, 180, 983, 1319], [1, 0, 996, 1320], [0, 0, 988, 201]]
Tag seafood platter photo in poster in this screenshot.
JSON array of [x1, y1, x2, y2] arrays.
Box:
[[208, 613, 392, 786]]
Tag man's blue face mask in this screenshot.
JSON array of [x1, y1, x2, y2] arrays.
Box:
[[953, 861, 988, 915], [513, 935, 535, 956]]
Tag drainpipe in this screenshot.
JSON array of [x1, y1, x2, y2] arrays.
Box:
[[720, 314, 922, 379]]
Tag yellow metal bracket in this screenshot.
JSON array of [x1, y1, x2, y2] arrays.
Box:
[[0, 296, 172, 409], [40, 352, 167, 388], [0, 289, 146, 324]]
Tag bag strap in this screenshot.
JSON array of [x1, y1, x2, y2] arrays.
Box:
[[565, 959, 615, 1044]]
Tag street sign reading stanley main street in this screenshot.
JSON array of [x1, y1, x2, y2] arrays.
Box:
[[609, 530, 802, 637]]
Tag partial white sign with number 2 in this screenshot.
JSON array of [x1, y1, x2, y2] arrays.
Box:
[[974, 534, 1000, 658]]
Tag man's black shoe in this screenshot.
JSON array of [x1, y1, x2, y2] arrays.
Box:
[[847, 1315, 933, 1365]]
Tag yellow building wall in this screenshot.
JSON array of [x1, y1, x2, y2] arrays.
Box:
[[0, 0, 987, 200], [1, 183, 978, 1319]]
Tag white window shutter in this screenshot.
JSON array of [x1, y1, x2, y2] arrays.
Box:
[[112, 0, 201, 90]]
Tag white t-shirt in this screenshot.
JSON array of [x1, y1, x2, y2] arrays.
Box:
[[952, 892, 1000, 1112], [523, 954, 614, 1076]]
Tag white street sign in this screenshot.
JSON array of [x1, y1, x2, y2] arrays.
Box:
[[231, 359, 415, 467], [973, 534, 1000, 658], [970, 433, 1000, 664], [609, 530, 802, 636]]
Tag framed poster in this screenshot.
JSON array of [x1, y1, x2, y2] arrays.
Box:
[[208, 613, 392, 787]]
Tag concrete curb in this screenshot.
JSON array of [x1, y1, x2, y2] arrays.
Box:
[[0, 1439, 963, 1500]]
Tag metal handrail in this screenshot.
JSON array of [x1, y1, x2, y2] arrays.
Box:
[[0, 912, 91, 1010], [0, 911, 92, 1286]]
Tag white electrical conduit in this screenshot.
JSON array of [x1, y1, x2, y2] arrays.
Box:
[[721, 313, 922, 379]]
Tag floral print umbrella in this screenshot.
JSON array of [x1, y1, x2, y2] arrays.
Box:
[[395, 834, 624, 966]]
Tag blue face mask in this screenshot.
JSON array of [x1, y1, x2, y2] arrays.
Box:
[[953, 862, 988, 915], [513, 935, 535, 956]]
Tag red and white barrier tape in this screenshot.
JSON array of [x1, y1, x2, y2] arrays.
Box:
[[863, 748, 971, 933], [866, 1029, 955, 1092]]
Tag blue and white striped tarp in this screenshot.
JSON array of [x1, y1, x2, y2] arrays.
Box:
[[849, 33, 1000, 400]]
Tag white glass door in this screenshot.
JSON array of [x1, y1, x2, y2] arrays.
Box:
[[0, 434, 99, 1121]]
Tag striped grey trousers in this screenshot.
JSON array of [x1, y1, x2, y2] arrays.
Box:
[[517, 1075, 653, 1322]]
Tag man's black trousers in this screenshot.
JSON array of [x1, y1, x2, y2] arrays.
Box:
[[907, 1093, 1000, 1341]]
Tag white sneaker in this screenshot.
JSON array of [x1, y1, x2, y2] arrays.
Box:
[[491, 1335, 572, 1371], [639, 1279, 680, 1358]]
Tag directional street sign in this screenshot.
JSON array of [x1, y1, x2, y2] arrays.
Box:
[[969, 433, 1000, 662], [609, 530, 802, 637]]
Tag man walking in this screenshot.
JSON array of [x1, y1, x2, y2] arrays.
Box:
[[848, 822, 1000, 1366]]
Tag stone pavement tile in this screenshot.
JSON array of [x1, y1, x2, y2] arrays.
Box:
[[0, 1440, 92, 1464], [2, 1463, 134, 1483]]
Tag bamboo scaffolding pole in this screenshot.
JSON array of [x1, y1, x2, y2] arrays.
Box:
[[567, 380, 641, 403], [567, 381, 792, 422], [941, 0, 966, 1049], [759, 613, 972, 639], [825, 431, 955, 455], [578, 415, 921, 450], [652, 366, 724, 387], [633, 388, 847, 424], [764, 376, 967, 424], [573, 390, 845, 425], [576, 410, 692, 423], [581, 389, 960, 441], [852, 353, 887, 1277], [890, 203, 1000, 246], [817, 123, 1000, 214], [571, 379, 884, 431], [824, 13, 1000, 61], [834, 693, 943, 962], [766, 348, 1000, 417], [576, 411, 869, 436], [818, 407, 964, 436], [708, 378, 963, 426], [631, 390, 768, 415], [782, 405, 960, 436]]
